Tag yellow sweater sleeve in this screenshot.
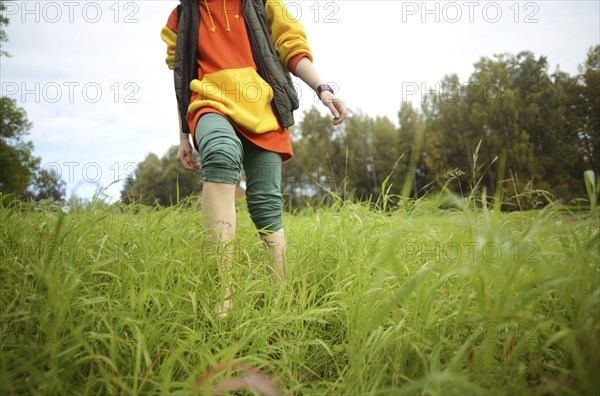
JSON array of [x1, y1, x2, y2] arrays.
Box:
[[160, 26, 177, 70], [265, 0, 314, 71]]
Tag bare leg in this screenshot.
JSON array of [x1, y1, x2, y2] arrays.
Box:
[[202, 181, 236, 319], [261, 228, 287, 286]]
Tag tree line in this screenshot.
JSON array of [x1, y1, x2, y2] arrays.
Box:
[[121, 46, 598, 210]]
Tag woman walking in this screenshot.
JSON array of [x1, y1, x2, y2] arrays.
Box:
[[161, 0, 346, 318]]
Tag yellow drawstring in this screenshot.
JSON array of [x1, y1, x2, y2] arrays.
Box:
[[224, 0, 231, 31], [203, 0, 216, 32], [203, 0, 231, 32]]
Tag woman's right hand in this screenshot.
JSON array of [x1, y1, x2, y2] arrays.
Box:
[[177, 137, 200, 172]]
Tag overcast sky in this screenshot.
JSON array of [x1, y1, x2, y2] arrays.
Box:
[[1, 0, 599, 201]]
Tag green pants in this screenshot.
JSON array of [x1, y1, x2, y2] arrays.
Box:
[[195, 113, 283, 233]]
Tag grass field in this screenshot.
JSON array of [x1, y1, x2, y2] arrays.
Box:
[[0, 193, 598, 395]]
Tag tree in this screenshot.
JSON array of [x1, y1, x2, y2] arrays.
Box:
[[0, 97, 40, 198], [342, 112, 377, 200], [28, 168, 67, 201], [422, 73, 478, 195], [282, 107, 340, 205], [1, 0, 10, 57], [572, 45, 600, 172], [419, 51, 589, 207], [397, 102, 425, 197], [371, 115, 401, 197]]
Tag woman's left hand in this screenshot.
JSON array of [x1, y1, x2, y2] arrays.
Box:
[[320, 91, 347, 126]]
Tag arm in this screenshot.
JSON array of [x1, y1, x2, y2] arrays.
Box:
[[161, 9, 199, 171], [293, 57, 347, 125], [176, 105, 199, 172], [160, 8, 178, 70], [265, 1, 347, 125]]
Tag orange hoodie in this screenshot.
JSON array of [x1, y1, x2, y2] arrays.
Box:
[[160, 0, 313, 161]]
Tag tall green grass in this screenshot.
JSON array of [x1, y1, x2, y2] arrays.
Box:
[[1, 191, 598, 395]]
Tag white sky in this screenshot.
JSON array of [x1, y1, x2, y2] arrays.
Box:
[[1, 0, 599, 201]]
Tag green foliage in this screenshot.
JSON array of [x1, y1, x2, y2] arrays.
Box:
[[121, 146, 203, 206], [283, 107, 340, 207], [422, 51, 583, 207], [28, 168, 67, 202], [572, 46, 600, 172], [0, 194, 598, 394], [0, 97, 40, 199], [0, 0, 10, 58], [0, 97, 31, 140]]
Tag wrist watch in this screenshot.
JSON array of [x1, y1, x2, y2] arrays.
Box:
[[316, 84, 334, 96]]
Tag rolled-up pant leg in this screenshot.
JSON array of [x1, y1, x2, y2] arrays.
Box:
[[240, 135, 283, 234], [195, 114, 243, 185]]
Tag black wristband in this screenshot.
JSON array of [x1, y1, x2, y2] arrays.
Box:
[[316, 84, 334, 96]]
